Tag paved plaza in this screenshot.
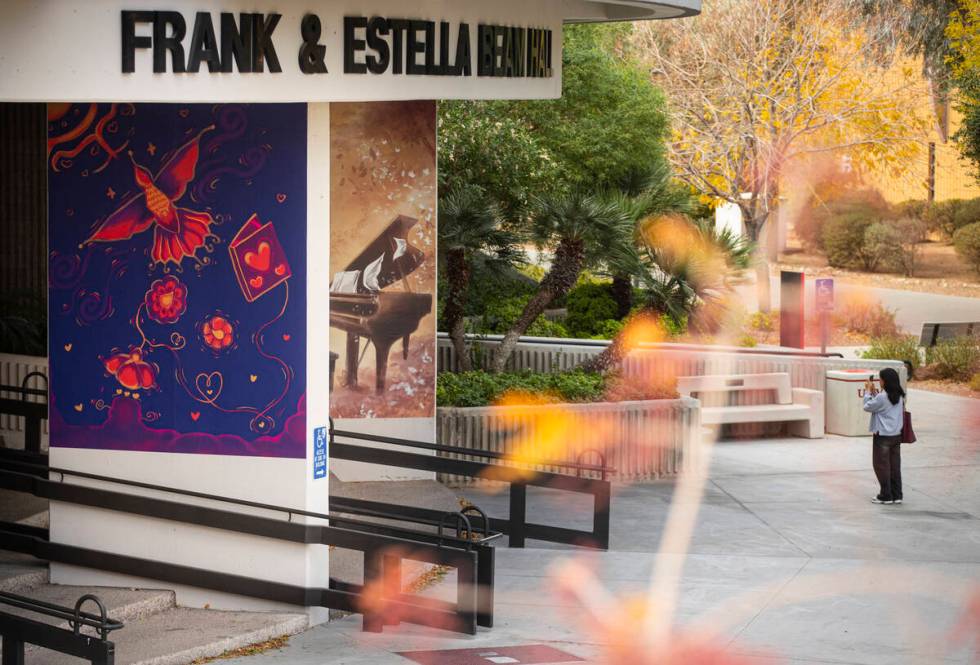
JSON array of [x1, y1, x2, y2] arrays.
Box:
[[224, 388, 980, 665]]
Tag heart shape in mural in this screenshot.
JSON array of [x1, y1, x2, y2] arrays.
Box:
[[190, 411, 200, 421], [244, 241, 272, 272], [276, 193, 287, 203], [274, 264, 286, 276], [250, 276, 264, 289], [195, 372, 223, 403]]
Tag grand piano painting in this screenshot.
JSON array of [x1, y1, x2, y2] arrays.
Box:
[[330, 215, 432, 394], [329, 101, 437, 419]]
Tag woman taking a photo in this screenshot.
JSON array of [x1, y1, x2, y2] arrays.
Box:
[[863, 367, 906, 505]]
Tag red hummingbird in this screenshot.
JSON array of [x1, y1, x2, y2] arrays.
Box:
[[87, 125, 215, 267]]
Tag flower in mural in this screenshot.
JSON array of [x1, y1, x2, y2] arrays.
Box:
[[144, 275, 188, 324], [103, 347, 158, 391], [202, 315, 234, 352]]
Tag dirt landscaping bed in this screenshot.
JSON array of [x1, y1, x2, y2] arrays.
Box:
[[778, 242, 980, 297]]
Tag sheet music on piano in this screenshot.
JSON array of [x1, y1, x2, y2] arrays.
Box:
[[329, 216, 432, 395]]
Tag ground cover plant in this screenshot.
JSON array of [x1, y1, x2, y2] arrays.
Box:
[[923, 337, 980, 381], [436, 369, 677, 408]]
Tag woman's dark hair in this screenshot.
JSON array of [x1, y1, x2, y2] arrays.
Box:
[[879, 367, 905, 405]]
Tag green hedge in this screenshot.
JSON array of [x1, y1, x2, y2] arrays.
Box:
[[437, 370, 605, 407], [437, 369, 678, 407]]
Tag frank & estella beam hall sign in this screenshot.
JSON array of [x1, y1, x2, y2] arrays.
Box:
[[0, 1, 563, 102], [122, 12, 553, 79]]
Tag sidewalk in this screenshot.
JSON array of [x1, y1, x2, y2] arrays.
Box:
[[224, 388, 980, 665], [736, 276, 980, 334]]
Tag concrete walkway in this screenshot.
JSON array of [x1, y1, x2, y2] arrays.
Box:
[[224, 388, 980, 665]]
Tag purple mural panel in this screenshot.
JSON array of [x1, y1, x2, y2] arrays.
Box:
[[47, 103, 307, 457]]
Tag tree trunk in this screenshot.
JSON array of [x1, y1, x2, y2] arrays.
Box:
[[744, 213, 771, 313], [755, 260, 771, 314], [610, 273, 633, 319], [581, 309, 660, 374], [490, 239, 584, 373], [443, 248, 472, 372]]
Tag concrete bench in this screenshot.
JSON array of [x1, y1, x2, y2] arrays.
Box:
[[677, 372, 824, 438]]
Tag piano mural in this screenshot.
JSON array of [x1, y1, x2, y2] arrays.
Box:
[[329, 101, 437, 419]]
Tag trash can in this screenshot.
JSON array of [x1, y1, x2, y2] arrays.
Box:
[[825, 369, 880, 436]]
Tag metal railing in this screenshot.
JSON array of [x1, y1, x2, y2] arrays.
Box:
[[0, 376, 47, 457], [329, 422, 614, 549], [0, 590, 122, 665], [0, 462, 494, 635]]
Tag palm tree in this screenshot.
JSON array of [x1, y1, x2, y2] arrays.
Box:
[[490, 190, 635, 373], [438, 185, 523, 371], [605, 166, 693, 317], [582, 214, 754, 373]]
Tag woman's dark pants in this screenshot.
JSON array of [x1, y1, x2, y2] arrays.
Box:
[[872, 434, 903, 501]]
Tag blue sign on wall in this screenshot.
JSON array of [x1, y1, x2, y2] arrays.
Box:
[[313, 426, 327, 479]]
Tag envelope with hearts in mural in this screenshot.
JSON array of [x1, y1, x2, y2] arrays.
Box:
[[228, 214, 292, 302]]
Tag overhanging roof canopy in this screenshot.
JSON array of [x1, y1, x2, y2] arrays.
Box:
[[564, 0, 701, 22], [0, 0, 701, 103]]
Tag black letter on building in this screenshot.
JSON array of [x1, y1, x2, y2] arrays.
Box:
[[455, 23, 471, 76], [121, 10, 153, 73], [153, 11, 186, 73], [344, 16, 368, 74], [220, 13, 252, 73], [365, 17, 390, 74], [188, 12, 221, 72], [251, 13, 282, 73]]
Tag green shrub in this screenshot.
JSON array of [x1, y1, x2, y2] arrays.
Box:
[[824, 214, 878, 270], [925, 337, 980, 381], [809, 189, 892, 256], [861, 335, 922, 377], [601, 372, 679, 402], [436, 369, 678, 407], [748, 311, 776, 333], [952, 198, 980, 236], [564, 282, 619, 337], [923, 199, 961, 238], [526, 316, 570, 338], [895, 199, 929, 222], [591, 318, 625, 340], [924, 198, 980, 238], [659, 313, 688, 337], [436, 370, 605, 407], [953, 222, 980, 274], [835, 299, 898, 337], [970, 372, 980, 392], [862, 219, 924, 276]]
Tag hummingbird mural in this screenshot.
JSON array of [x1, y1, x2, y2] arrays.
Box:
[[87, 126, 216, 267]]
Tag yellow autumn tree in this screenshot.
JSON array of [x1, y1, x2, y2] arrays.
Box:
[[633, 0, 930, 310]]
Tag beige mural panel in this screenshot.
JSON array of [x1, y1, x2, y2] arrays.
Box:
[[329, 101, 436, 419]]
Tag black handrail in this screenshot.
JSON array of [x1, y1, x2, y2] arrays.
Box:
[[0, 381, 48, 400], [0, 467, 489, 634], [329, 425, 615, 475], [0, 590, 122, 665], [0, 457, 498, 549], [329, 427, 612, 550]]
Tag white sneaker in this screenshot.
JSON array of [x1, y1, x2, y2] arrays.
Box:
[[871, 497, 894, 504], [893, 499, 903, 504]]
